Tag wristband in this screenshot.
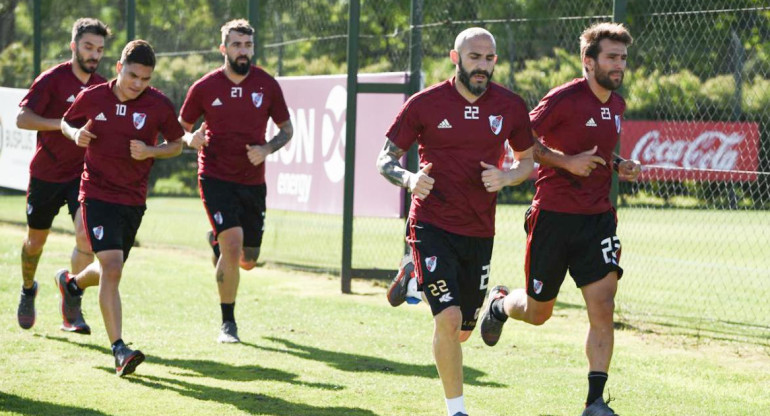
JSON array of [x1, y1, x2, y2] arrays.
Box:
[[613, 157, 623, 172]]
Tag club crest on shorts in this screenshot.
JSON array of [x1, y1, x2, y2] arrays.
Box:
[[133, 112, 147, 130], [425, 256, 437, 272], [615, 115, 621, 133], [488, 115, 503, 135], [251, 92, 263, 108], [93, 225, 104, 241], [213, 211, 223, 225], [533, 278, 543, 295], [26, 203, 33, 215]]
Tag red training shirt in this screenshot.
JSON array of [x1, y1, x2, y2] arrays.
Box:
[[530, 78, 626, 214], [19, 61, 107, 182], [180, 66, 290, 185], [63, 80, 185, 206], [387, 78, 533, 238]]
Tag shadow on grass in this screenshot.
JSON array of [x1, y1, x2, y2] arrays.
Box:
[[0, 391, 110, 416], [38, 334, 340, 390], [119, 373, 379, 416], [248, 337, 506, 388]]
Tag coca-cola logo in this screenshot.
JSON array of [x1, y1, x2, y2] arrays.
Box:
[[630, 130, 744, 171]]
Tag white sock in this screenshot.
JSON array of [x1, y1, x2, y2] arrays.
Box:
[[446, 395, 466, 416]]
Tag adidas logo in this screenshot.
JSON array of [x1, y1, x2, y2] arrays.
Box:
[[95, 112, 107, 121], [211, 98, 223, 106], [66, 95, 76, 103], [585, 118, 597, 127], [437, 119, 452, 129]]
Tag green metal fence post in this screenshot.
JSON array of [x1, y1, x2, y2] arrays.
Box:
[[341, 0, 361, 294], [33, 0, 41, 77], [403, 0, 423, 221], [248, 0, 261, 66], [126, 0, 135, 41], [611, 0, 627, 208]]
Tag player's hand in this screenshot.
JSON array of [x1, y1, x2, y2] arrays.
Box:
[[130, 140, 152, 160], [74, 120, 96, 147], [187, 122, 208, 150], [407, 163, 434, 200], [564, 145, 606, 177], [617, 159, 642, 181], [480, 161, 507, 192], [245, 144, 270, 166]]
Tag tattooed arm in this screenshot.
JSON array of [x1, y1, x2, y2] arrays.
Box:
[[376, 139, 434, 200], [267, 120, 294, 153], [531, 129, 606, 177], [246, 120, 294, 166]]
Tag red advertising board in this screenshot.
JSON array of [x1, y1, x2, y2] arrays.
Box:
[[264, 73, 406, 217], [620, 121, 760, 181]]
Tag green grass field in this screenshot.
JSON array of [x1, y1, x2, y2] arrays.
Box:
[[0, 196, 769, 415]]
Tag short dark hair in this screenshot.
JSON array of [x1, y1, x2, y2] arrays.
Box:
[[220, 19, 254, 46], [120, 40, 156, 68], [580, 22, 633, 61], [71, 18, 110, 43]]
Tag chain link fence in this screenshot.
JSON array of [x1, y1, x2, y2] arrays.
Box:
[[2, 0, 768, 342]]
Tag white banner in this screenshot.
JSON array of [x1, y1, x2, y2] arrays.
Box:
[[0, 87, 36, 191]]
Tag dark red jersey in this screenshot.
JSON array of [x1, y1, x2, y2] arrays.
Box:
[[387, 78, 533, 238], [180, 66, 290, 185], [63, 80, 185, 206], [530, 78, 626, 214], [19, 61, 106, 182]]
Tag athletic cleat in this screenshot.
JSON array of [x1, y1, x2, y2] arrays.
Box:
[[582, 397, 618, 416], [55, 269, 91, 334], [206, 230, 220, 267], [452, 413, 469, 416], [479, 285, 510, 346], [386, 253, 416, 307], [114, 344, 145, 377], [17, 281, 38, 329], [218, 321, 240, 343]]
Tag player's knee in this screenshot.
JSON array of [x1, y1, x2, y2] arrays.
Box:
[[458, 330, 472, 343], [588, 298, 615, 323], [240, 247, 260, 270], [100, 264, 123, 281], [24, 235, 47, 254], [434, 307, 462, 336], [239, 260, 257, 270], [218, 237, 242, 258], [529, 308, 553, 326]]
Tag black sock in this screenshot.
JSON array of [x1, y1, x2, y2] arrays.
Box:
[[491, 297, 508, 322], [111, 338, 126, 354], [586, 371, 608, 405], [221, 303, 235, 323], [66, 277, 84, 296], [22, 283, 36, 296]]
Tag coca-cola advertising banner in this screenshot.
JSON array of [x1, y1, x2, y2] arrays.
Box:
[[621, 121, 760, 181], [265, 73, 406, 217]]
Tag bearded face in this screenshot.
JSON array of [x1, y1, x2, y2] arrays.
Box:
[[593, 61, 624, 90], [228, 54, 251, 75], [457, 56, 494, 96]]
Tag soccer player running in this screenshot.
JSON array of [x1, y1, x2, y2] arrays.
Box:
[[60, 40, 186, 376], [376, 28, 535, 416], [478, 23, 641, 416], [179, 19, 293, 344], [15, 18, 109, 333]]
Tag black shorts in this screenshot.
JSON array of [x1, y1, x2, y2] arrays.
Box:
[[524, 207, 623, 302], [407, 219, 493, 331], [26, 177, 81, 229], [81, 198, 145, 261], [199, 176, 266, 248]]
